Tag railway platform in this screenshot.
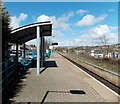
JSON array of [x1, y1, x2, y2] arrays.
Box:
[[9, 52, 119, 103]]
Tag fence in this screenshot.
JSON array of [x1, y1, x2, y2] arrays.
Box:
[[0, 56, 18, 94]]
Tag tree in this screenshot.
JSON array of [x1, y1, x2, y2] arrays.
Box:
[[0, 1, 11, 60], [0, 2, 12, 102], [100, 35, 109, 46], [100, 35, 109, 57], [0, 1, 11, 36]]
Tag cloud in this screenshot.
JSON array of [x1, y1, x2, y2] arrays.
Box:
[[75, 25, 118, 45], [83, 25, 110, 38], [109, 9, 114, 12], [26, 25, 118, 46], [109, 26, 118, 30], [55, 38, 75, 46], [27, 12, 70, 46], [36, 11, 74, 31], [27, 12, 74, 46], [26, 39, 37, 45], [56, 25, 118, 46], [26, 29, 65, 45], [10, 13, 28, 29], [52, 30, 64, 37], [59, 11, 74, 22], [76, 9, 88, 15], [36, 14, 51, 22], [76, 14, 108, 27]]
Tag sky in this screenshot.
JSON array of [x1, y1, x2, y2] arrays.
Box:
[[5, 2, 118, 46]]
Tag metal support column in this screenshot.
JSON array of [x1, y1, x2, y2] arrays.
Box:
[[16, 43, 18, 63], [23, 43, 26, 59], [43, 37, 45, 62], [40, 35, 44, 68], [0, 15, 2, 103], [36, 26, 40, 75]]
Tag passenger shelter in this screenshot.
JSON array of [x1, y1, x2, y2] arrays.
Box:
[[9, 21, 52, 74]]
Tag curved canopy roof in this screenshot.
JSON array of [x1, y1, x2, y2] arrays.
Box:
[[9, 21, 52, 44]]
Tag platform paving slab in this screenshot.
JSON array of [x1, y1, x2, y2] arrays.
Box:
[[9, 52, 119, 103]]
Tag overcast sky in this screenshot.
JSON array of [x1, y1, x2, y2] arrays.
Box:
[[5, 2, 118, 46]]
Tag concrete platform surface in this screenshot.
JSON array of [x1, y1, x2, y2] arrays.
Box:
[[10, 52, 119, 103]]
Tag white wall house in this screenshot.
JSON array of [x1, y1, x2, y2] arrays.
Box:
[[94, 52, 104, 58], [90, 50, 104, 58], [11, 44, 21, 50], [91, 50, 94, 57], [107, 53, 112, 58], [75, 50, 81, 54]]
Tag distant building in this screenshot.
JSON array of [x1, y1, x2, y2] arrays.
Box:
[[107, 53, 112, 58], [90, 49, 104, 58], [62, 50, 67, 53], [91, 50, 94, 57], [75, 49, 86, 54], [11, 44, 21, 50], [10, 44, 37, 52], [112, 52, 120, 58], [26, 46, 36, 50], [26, 45, 37, 52], [75, 49, 81, 54], [100, 52, 120, 59]]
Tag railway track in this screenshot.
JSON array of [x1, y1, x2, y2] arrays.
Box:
[[58, 52, 120, 95]]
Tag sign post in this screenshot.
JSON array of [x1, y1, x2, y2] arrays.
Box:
[[52, 43, 58, 45]]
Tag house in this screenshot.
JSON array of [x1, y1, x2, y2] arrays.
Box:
[[112, 52, 120, 58], [11, 43, 21, 50], [91, 50, 94, 57], [75, 49, 81, 54], [74, 48, 86, 54], [107, 53, 112, 58], [26, 45, 36, 51], [90, 49, 104, 58], [62, 50, 67, 53]]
